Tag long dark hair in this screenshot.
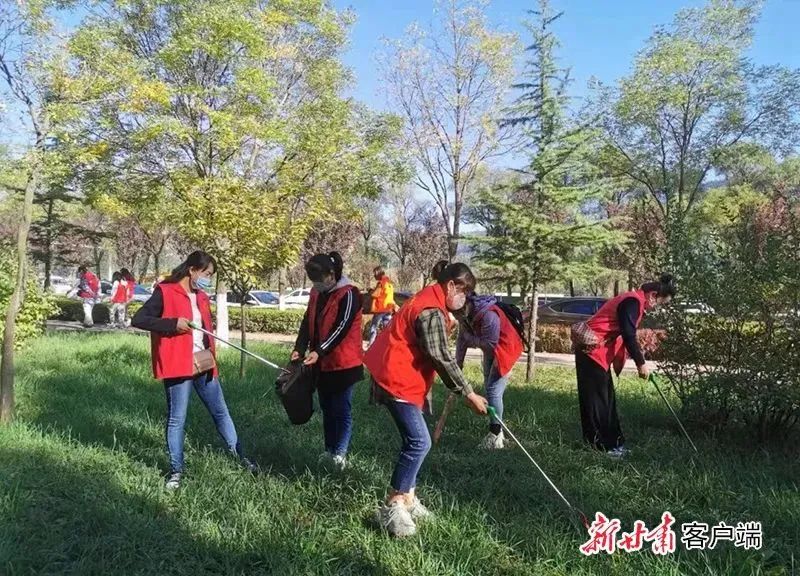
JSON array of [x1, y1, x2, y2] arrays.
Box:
[[641, 274, 677, 298], [120, 268, 135, 283], [305, 251, 344, 282], [437, 262, 476, 292], [112, 271, 122, 282], [164, 251, 216, 283]]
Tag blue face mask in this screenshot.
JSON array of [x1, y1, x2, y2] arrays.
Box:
[[192, 276, 212, 291]]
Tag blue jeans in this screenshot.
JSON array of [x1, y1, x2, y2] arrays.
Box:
[[385, 400, 431, 493], [163, 373, 240, 473], [483, 354, 509, 430], [318, 384, 355, 457], [368, 313, 390, 346]]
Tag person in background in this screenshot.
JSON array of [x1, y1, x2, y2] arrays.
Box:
[[368, 266, 396, 346], [293, 252, 363, 472], [132, 251, 257, 490], [120, 268, 136, 326], [456, 292, 524, 449], [572, 274, 676, 459], [71, 265, 100, 327], [364, 263, 488, 538], [109, 271, 129, 329]]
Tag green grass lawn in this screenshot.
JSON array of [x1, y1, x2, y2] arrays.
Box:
[[1, 333, 798, 575]]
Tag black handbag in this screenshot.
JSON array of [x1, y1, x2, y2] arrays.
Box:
[[275, 361, 316, 425]]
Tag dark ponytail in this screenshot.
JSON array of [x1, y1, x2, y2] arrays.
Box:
[[164, 251, 216, 284], [437, 262, 476, 292], [305, 251, 344, 282], [431, 260, 449, 282], [641, 273, 676, 298]]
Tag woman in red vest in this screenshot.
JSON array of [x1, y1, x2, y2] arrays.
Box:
[[132, 251, 256, 490], [573, 274, 676, 458], [456, 293, 524, 449], [364, 263, 488, 538], [292, 252, 363, 472]]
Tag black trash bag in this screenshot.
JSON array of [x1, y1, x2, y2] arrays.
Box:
[[275, 361, 316, 425]]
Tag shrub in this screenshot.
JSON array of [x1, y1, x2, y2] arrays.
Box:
[[659, 196, 800, 440], [227, 307, 306, 334], [535, 323, 664, 356], [51, 297, 142, 324], [0, 244, 58, 348]]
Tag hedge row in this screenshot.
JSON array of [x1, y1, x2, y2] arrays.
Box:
[[50, 299, 665, 356], [51, 297, 143, 324]]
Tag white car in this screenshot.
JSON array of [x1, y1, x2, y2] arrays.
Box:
[[48, 275, 75, 295], [283, 288, 311, 308], [211, 290, 280, 308]]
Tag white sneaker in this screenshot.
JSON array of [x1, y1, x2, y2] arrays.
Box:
[[331, 454, 347, 472], [405, 496, 433, 522], [165, 472, 182, 490], [375, 501, 417, 538], [478, 431, 505, 450], [606, 446, 630, 460]]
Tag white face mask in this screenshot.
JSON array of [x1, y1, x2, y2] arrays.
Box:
[[446, 284, 467, 311]]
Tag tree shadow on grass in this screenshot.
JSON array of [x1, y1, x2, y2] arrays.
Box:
[[0, 440, 393, 576]]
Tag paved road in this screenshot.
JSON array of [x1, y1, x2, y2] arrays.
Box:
[[46, 320, 654, 372]]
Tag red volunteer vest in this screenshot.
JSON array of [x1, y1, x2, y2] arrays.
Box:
[[364, 283, 451, 408], [111, 281, 127, 304], [473, 305, 524, 377], [79, 271, 100, 299], [150, 282, 217, 380], [307, 284, 363, 372], [586, 290, 647, 374]]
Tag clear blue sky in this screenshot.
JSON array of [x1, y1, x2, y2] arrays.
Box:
[[334, 0, 800, 109]]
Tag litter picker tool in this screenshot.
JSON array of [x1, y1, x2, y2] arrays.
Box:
[[433, 393, 457, 445], [188, 322, 287, 373], [487, 406, 590, 530], [648, 373, 698, 453]]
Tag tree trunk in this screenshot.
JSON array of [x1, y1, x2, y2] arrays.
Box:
[[525, 286, 539, 384], [153, 251, 161, 280], [215, 278, 229, 348], [1, 161, 40, 424], [42, 197, 54, 290], [138, 253, 150, 284], [569, 279, 575, 297], [239, 299, 247, 378], [614, 279, 620, 296]]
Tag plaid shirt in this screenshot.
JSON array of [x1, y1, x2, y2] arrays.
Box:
[[414, 308, 473, 397]]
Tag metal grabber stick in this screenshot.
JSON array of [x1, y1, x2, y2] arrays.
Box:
[[487, 406, 590, 530], [188, 321, 287, 372], [648, 373, 699, 453]]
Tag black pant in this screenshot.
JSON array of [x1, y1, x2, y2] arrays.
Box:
[[575, 350, 624, 451]]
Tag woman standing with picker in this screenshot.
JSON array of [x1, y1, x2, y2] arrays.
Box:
[[132, 251, 257, 490], [571, 274, 676, 458], [292, 252, 363, 472], [364, 263, 488, 538]]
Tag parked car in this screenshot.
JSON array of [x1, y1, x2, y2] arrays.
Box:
[[533, 297, 607, 325], [210, 290, 279, 308], [48, 275, 74, 295], [130, 284, 152, 303], [283, 288, 311, 308]]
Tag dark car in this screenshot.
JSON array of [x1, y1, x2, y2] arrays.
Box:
[[534, 297, 607, 325]]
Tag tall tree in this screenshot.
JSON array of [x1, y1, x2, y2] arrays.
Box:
[[70, 0, 402, 372], [473, 0, 622, 381], [594, 0, 800, 259], [380, 0, 518, 259], [0, 1, 68, 422]]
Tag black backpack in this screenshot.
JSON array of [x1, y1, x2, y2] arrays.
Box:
[[494, 301, 530, 352]]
